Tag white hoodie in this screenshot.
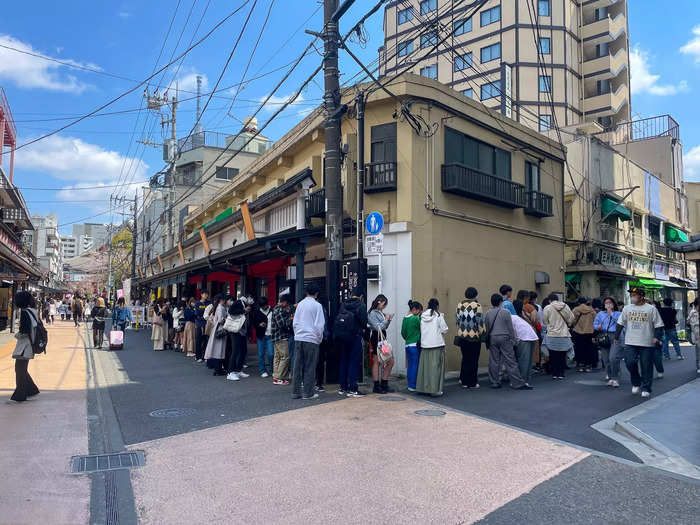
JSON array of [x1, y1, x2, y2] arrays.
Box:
[[420, 309, 449, 349]]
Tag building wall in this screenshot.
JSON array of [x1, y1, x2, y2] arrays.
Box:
[[687, 182, 700, 234]]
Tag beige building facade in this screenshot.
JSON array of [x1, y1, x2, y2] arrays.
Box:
[[685, 182, 700, 235], [380, 0, 631, 133]]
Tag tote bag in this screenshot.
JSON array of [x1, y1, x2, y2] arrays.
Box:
[[376, 328, 394, 365], [223, 314, 245, 334]]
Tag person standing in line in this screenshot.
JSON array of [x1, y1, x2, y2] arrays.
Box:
[[416, 298, 449, 396], [484, 295, 531, 390], [368, 294, 395, 394], [594, 297, 621, 385], [172, 300, 184, 352], [686, 299, 700, 375], [151, 299, 166, 352], [455, 288, 484, 389], [336, 288, 369, 397], [91, 297, 107, 349], [659, 298, 683, 360], [271, 294, 293, 385], [499, 285, 516, 315], [571, 297, 596, 372], [254, 297, 274, 378], [204, 295, 228, 376], [226, 298, 250, 381], [615, 287, 665, 399], [194, 291, 211, 363], [182, 298, 197, 356], [10, 291, 41, 403], [530, 292, 543, 324], [160, 300, 173, 350], [541, 293, 575, 380], [512, 299, 539, 384], [316, 302, 331, 393], [291, 283, 325, 400], [401, 300, 423, 392]]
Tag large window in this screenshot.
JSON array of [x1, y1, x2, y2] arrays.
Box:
[[454, 17, 472, 36], [445, 127, 512, 180], [370, 123, 397, 163], [539, 75, 551, 93], [480, 5, 501, 27], [420, 64, 438, 78], [526, 162, 540, 192], [398, 7, 413, 25], [421, 30, 438, 49], [481, 81, 501, 100], [538, 0, 550, 16], [454, 52, 473, 72], [480, 42, 501, 63], [398, 40, 414, 57], [215, 166, 239, 181], [539, 37, 551, 54], [539, 114, 552, 131], [420, 0, 437, 15]]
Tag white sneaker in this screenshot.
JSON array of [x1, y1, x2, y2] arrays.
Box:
[[226, 372, 240, 381], [656, 372, 664, 379], [238, 371, 250, 378], [631, 386, 640, 394], [261, 372, 269, 378], [611, 380, 620, 388], [641, 391, 651, 398], [243, 364, 249, 368]]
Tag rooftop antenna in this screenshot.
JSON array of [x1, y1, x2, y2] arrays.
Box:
[[195, 75, 203, 133]]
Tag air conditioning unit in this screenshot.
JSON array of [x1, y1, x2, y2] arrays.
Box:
[[162, 139, 175, 162]]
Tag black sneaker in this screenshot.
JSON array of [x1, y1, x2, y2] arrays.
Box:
[[315, 385, 325, 393]]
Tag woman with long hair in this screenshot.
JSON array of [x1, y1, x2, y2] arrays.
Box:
[[204, 294, 228, 375], [91, 297, 107, 349], [182, 298, 197, 356], [368, 294, 394, 393], [416, 298, 449, 396], [151, 298, 165, 352], [10, 291, 40, 402]]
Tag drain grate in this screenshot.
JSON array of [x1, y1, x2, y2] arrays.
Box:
[[378, 395, 406, 402], [70, 451, 145, 474], [149, 408, 196, 418], [414, 409, 446, 417]]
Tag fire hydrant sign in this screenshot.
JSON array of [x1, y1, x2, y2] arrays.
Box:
[[366, 233, 383, 254]]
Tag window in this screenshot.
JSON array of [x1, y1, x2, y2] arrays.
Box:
[[370, 123, 397, 164], [257, 143, 267, 154], [480, 81, 501, 100], [179, 164, 197, 185], [215, 166, 239, 181], [398, 40, 414, 57], [538, 0, 550, 16], [539, 75, 551, 93], [480, 5, 501, 27], [539, 37, 551, 54], [480, 42, 501, 63], [526, 162, 540, 192], [462, 88, 473, 99], [453, 52, 472, 71], [597, 79, 611, 95], [454, 17, 472, 36], [420, 0, 436, 15], [539, 114, 552, 131], [421, 30, 438, 49], [398, 7, 413, 25], [420, 64, 438, 78], [445, 127, 512, 180]]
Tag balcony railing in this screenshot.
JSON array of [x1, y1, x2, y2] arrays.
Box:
[[524, 191, 554, 217], [599, 223, 623, 244], [604, 115, 680, 145], [441, 163, 525, 208], [365, 161, 397, 193], [306, 188, 325, 219], [177, 131, 229, 154]]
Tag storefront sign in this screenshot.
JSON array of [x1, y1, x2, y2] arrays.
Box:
[[600, 248, 632, 271], [633, 256, 653, 277], [366, 233, 383, 254], [687, 261, 697, 281], [654, 261, 669, 280], [668, 264, 683, 279]]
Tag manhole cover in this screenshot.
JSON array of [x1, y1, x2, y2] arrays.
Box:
[[378, 395, 406, 402], [149, 408, 196, 418], [414, 409, 446, 417], [70, 451, 145, 474], [574, 380, 608, 386]]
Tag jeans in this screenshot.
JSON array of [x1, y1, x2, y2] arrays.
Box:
[[515, 340, 536, 383], [607, 342, 624, 380], [292, 341, 319, 398], [228, 333, 247, 373], [662, 328, 682, 358], [654, 346, 665, 374], [458, 340, 480, 388], [93, 327, 105, 348], [406, 344, 422, 389], [257, 336, 274, 375], [488, 335, 525, 388], [338, 336, 362, 392], [195, 325, 207, 360], [696, 342, 700, 369], [624, 345, 655, 393]]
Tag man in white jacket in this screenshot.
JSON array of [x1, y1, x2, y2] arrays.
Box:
[[292, 283, 325, 400]]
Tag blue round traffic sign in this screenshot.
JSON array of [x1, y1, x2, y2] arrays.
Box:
[[365, 212, 384, 235]]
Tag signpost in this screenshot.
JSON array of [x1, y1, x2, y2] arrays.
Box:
[[365, 212, 384, 292]]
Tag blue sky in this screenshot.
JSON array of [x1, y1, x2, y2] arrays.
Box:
[[1, 0, 699, 234]]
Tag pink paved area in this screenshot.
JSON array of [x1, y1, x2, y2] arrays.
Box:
[[130, 396, 588, 524], [0, 323, 90, 525]]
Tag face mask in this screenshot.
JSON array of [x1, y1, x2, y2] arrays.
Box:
[[630, 297, 638, 305], [605, 303, 613, 311]]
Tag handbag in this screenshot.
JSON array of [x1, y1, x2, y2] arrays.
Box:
[[376, 328, 394, 365], [223, 314, 245, 333], [153, 314, 163, 327], [594, 315, 613, 348]]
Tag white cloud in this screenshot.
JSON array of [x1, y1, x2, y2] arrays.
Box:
[[0, 34, 96, 94], [680, 25, 700, 63], [630, 45, 689, 96], [258, 92, 305, 112], [684, 145, 700, 182], [165, 70, 209, 95]]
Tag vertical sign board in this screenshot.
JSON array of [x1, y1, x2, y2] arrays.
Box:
[[501, 63, 512, 119]]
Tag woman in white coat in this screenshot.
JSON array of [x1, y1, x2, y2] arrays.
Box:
[[416, 298, 449, 396], [205, 295, 228, 375]]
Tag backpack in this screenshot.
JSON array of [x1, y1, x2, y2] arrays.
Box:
[[333, 305, 357, 340], [27, 310, 48, 355]]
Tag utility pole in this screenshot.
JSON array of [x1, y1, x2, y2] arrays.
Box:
[[131, 195, 137, 279], [355, 92, 365, 260], [168, 92, 177, 251], [107, 194, 114, 300]]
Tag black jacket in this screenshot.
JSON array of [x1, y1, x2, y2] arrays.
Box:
[[253, 307, 272, 339], [341, 298, 368, 337], [659, 307, 677, 330]]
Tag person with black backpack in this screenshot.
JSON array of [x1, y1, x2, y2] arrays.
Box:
[[335, 288, 368, 398], [10, 291, 44, 402]]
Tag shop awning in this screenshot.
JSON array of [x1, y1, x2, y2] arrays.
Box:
[[629, 277, 664, 290], [665, 224, 689, 243], [601, 196, 632, 222], [565, 272, 582, 284]]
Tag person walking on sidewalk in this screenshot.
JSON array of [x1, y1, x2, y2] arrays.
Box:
[[291, 283, 325, 400], [615, 287, 664, 399], [542, 294, 575, 380], [91, 297, 107, 349], [254, 297, 274, 378], [571, 297, 596, 372], [659, 298, 683, 360], [336, 288, 369, 397], [594, 297, 622, 387], [455, 288, 484, 389], [416, 298, 449, 396], [271, 294, 293, 385], [71, 295, 83, 326], [48, 298, 56, 325], [368, 294, 395, 394], [485, 294, 531, 390], [10, 291, 41, 403], [112, 297, 133, 333], [401, 300, 423, 392], [686, 299, 700, 375]]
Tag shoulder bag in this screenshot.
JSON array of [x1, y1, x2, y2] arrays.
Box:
[[223, 314, 245, 334], [376, 328, 394, 365], [594, 314, 614, 348]]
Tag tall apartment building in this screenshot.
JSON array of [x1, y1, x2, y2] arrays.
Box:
[[30, 214, 64, 288], [380, 0, 631, 133], [72, 223, 108, 251]]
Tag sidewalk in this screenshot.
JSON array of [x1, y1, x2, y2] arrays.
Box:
[[0, 321, 90, 525]]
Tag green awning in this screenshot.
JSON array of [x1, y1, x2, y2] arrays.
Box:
[[629, 278, 664, 290], [203, 207, 233, 230], [601, 196, 632, 222], [665, 224, 689, 243], [565, 272, 582, 284]]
